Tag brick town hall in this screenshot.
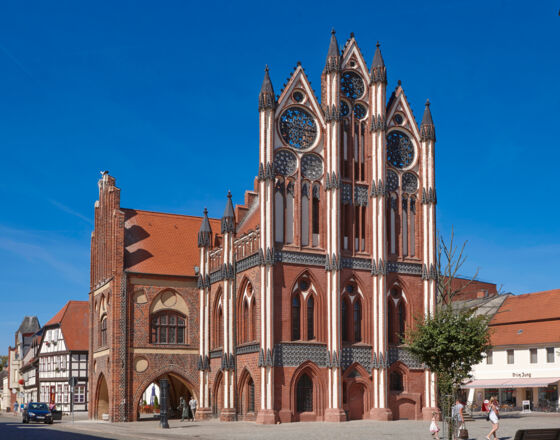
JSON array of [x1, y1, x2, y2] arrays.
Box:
[[89, 31, 441, 423]]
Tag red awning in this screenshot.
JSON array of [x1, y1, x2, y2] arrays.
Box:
[[462, 377, 560, 389]]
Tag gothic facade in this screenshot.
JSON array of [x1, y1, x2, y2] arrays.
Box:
[[89, 31, 445, 423]]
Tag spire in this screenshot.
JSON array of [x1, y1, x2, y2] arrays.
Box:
[[370, 41, 387, 84], [420, 100, 436, 141], [324, 28, 340, 73], [221, 191, 236, 234], [258, 66, 275, 111], [198, 208, 212, 248]]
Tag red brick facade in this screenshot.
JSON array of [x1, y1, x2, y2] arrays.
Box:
[[88, 33, 497, 424]]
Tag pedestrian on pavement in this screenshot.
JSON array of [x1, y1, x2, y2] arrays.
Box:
[[486, 396, 500, 440], [13, 401, 18, 413], [178, 396, 188, 422], [429, 411, 440, 440], [189, 396, 198, 421], [451, 398, 464, 440]]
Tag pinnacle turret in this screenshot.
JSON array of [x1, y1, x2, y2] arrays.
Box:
[[258, 66, 275, 111], [420, 100, 436, 141], [221, 191, 236, 234], [324, 29, 340, 73], [198, 208, 212, 248], [370, 42, 387, 84]]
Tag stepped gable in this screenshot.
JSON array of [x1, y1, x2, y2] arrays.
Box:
[[123, 209, 221, 277], [234, 178, 260, 235]]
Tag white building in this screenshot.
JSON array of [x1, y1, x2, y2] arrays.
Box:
[[38, 301, 89, 413], [463, 290, 560, 411]]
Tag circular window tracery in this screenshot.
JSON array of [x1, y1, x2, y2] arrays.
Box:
[[402, 172, 418, 193], [387, 131, 415, 169], [293, 91, 304, 103], [274, 149, 297, 176], [354, 103, 367, 120], [386, 170, 399, 192], [340, 101, 350, 117], [279, 107, 318, 150], [301, 154, 324, 180], [394, 114, 404, 125], [341, 71, 365, 100]]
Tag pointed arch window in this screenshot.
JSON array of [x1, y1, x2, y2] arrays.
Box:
[[388, 288, 406, 345], [275, 180, 285, 243], [307, 295, 315, 340], [390, 371, 404, 392], [251, 298, 257, 341], [353, 300, 362, 342], [301, 183, 310, 246], [242, 299, 249, 343], [410, 197, 416, 256], [291, 295, 301, 340], [398, 301, 405, 341], [296, 373, 313, 413], [247, 378, 255, 413], [341, 284, 363, 343], [286, 181, 295, 244], [341, 297, 349, 342], [402, 195, 408, 256], [312, 184, 320, 247], [99, 315, 107, 347]]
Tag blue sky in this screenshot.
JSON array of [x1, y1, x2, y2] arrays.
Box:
[[1, 1, 558, 352]]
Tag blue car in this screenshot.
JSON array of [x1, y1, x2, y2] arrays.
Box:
[[22, 402, 54, 424]]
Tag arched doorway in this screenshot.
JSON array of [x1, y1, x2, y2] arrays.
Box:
[[212, 371, 224, 418], [95, 374, 109, 420], [137, 372, 194, 420], [347, 382, 365, 420]]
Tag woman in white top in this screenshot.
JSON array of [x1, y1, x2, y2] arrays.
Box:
[[486, 396, 500, 440]]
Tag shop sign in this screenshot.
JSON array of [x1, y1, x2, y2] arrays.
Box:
[[512, 372, 531, 378]]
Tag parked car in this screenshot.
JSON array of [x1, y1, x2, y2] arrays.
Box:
[[22, 402, 53, 424]]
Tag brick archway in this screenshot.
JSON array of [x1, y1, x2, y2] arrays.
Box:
[[133, 368, 196, 421], [94, 373, 109, 420]]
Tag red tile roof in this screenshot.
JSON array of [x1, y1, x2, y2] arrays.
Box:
[[45, 301, 89, 351], [123, 209, 221, 277], [491, 289, 560, 325], [490, 320, 560, 346], [489, 289, 560, 346]]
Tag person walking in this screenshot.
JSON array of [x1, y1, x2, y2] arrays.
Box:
[[486, 397, 500, 440], [429, 411, 440, 440], [178, 396, 189, 422], [189, 396, 198, 421], [451, 398, 464, 440]]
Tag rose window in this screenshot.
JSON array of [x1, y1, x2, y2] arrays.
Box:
[[340, 71, 364, 100], [386, 170, 399, 192], [402, 172, 418, 193], [279, 107, 318, 150], [301, 154, 324, 180], [387, 131, 415, 169], [274, 149, 298, 176]]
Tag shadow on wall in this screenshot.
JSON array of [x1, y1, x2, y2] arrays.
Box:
[[0, 421, 111, 440]]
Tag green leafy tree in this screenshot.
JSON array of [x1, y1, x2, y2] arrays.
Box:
[[404, 229, 492, 439], [0, 355, 8, 371]]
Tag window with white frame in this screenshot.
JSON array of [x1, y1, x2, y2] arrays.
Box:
[[507, 349, 514, 364], [530, 348, 538, 364], [486, 350, 493, 365], [74, 385, 86, 403], [547, 347, 555, 363]]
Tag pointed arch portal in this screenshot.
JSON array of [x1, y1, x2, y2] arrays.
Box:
[[136, 372, 195, 420]]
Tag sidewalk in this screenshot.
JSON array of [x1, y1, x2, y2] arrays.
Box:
[[42, 413, 560, 440]]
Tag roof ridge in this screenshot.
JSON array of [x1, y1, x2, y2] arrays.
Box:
[[123, 208, 221, 221]]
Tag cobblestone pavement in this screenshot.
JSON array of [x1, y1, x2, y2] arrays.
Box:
[[1, 412, 559, 440]]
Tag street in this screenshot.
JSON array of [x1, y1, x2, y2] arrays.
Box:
[[1, 413, 559, 440]]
